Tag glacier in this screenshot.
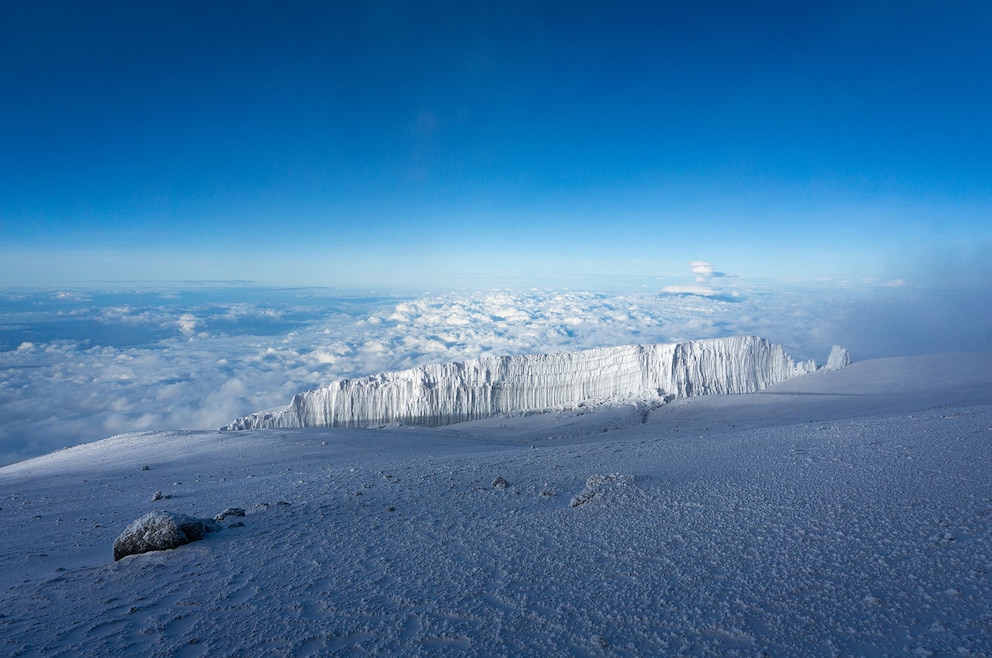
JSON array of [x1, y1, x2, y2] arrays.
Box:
[[824, 344, 851, 371], [225, 336, 833, 431]]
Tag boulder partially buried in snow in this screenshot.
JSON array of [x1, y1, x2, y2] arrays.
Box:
[[113, 511, 217, 561]]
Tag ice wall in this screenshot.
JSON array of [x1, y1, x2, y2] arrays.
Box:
[[225, 336, 822, 430], [824, 345, 852, 371]]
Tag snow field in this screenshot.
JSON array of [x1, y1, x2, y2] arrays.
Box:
[[1, 353, 991, 656]]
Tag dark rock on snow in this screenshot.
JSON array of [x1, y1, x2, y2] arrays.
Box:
[[113, 511, 218, 561]]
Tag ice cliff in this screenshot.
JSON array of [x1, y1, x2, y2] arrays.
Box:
[[225, 336, 836, 431], [824, 345, 851, 371]]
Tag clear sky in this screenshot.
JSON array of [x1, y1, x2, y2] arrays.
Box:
[[1, 1, 990, 288]]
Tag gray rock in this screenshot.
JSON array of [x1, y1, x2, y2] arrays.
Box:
[[214, 507, 246, 521], [492, 476, 510, 490], [113, 511, 218, 561]]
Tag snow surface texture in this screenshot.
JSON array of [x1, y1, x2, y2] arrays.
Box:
[[226, 336, 819, 430], [2, 352, 990, 656]]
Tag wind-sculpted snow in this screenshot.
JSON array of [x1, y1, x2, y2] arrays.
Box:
[[225, 336, 821, 430]]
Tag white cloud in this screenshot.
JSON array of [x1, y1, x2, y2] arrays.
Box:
[[689, 260, 736, 280], [177, 313, 198, 336], [665, 261, 738, 297], [660, 284, 719, 297], [689, 260, 715, 277]]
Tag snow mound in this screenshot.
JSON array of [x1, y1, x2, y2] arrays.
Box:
[[824, 345, 851, 371], [112, 511, 219, 561], [225, 336, 827, 430]]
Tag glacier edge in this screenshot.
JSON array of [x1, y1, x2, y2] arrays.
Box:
[[224, 336, 834, 431]]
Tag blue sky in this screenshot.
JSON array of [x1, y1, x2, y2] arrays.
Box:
[[1, 1, 990, 287]]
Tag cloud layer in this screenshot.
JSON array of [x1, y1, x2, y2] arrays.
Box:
[[2, 280, 989, 465]]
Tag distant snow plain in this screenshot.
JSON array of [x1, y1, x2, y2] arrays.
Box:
[[4, 279, 988, 465], [2, 350, 990, 655]]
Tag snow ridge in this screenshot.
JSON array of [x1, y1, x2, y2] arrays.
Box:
[[225, 336, 822, 431]]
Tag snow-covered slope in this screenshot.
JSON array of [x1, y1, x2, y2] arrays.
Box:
[[2, 352, 991, 656], [226, 336, 819, 430]]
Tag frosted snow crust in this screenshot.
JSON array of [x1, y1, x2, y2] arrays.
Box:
[[226, 336, 821, 431]]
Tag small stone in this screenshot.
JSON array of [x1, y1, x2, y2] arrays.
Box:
[[214, 507, 246, 521], [492, 476, 510, 490], [140, 466, 150, 471]]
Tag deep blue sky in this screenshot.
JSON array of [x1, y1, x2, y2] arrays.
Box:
[[1, 1, 990, 287]]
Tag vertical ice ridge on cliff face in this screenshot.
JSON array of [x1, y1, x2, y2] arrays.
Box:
[[225, 336, 822, 430]]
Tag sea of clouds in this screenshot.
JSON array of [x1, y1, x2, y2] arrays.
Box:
[[2, 276, 989, 466]]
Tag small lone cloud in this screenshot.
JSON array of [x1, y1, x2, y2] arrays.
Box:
[[689, 260, 714, 277], [662, 261, 739, 299], [689, 260, 736, 282], [887, 278, 906, 287]]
